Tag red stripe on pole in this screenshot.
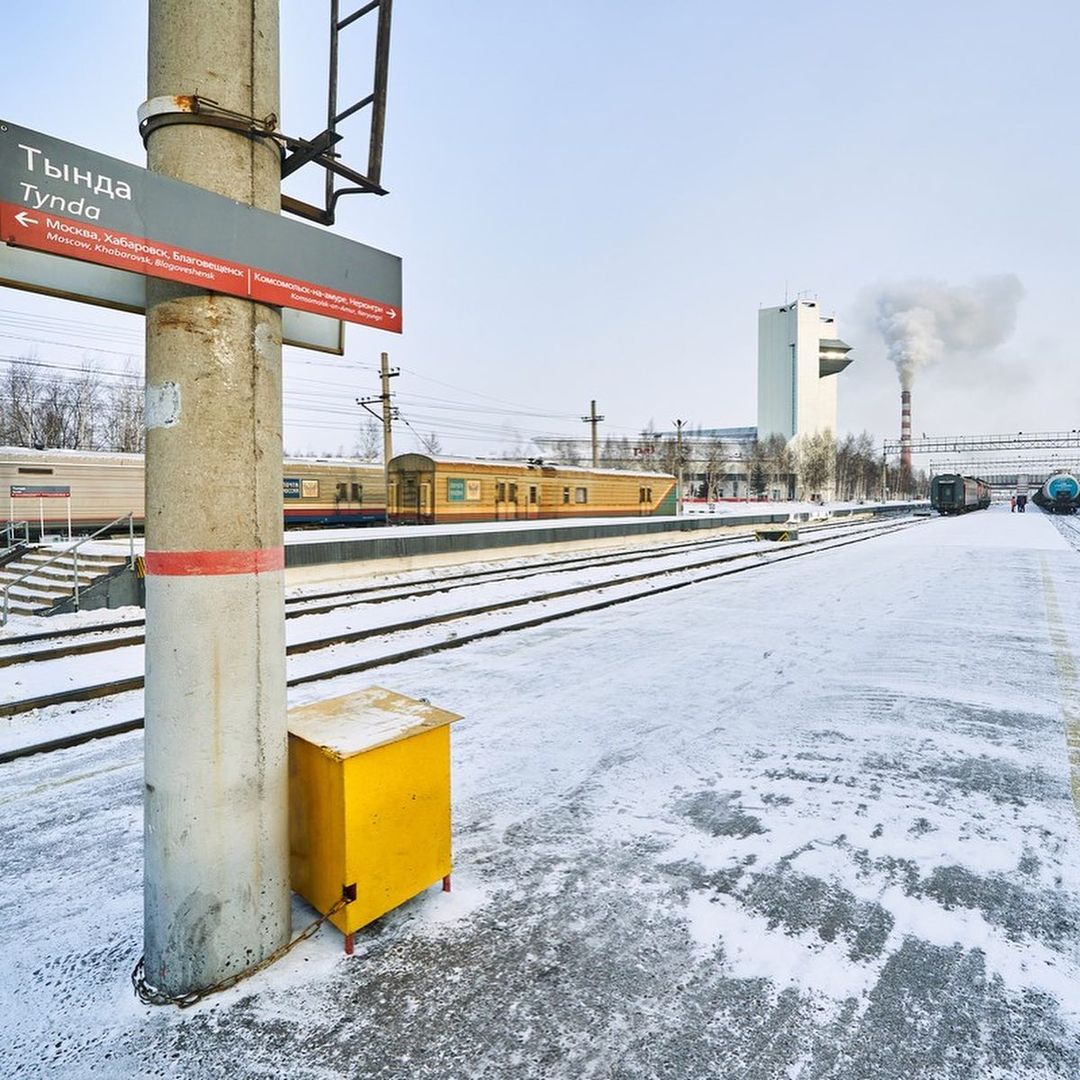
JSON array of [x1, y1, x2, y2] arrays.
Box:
[[144, 548, 285, 576]]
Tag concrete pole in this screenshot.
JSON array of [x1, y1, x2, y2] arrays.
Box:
[[380, 352, 396, 466], [581, 400, 604, 468], [142, 0, 289, 995], [675, 418, 684, 516], [379, 352, 398, 513]]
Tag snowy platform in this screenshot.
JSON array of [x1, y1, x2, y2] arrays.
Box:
[[3, 505, 1080, 1078]]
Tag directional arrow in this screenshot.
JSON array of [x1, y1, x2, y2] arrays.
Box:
[[14, 211, 38, 228], [387, 308, 398, 319]]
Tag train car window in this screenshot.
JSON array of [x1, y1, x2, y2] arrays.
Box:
[[562, 487, 570, 504], [529, 486, 538, 504], [351, 483, 363, 502], [17, 467, 54, 475], [497, 481, 507, 501], [575, 487, 588, 504], [335, 482, 348, 500], [639, 487, 645, 503], [508, 483, 518, 502], [647, 488, 652, 502], [301, 480, 319, 498]]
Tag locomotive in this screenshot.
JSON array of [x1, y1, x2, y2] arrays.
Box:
[[929, 473, 992, 515], [1031, 473, 1080, 515]]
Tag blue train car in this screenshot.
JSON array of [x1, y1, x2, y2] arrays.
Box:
[[1032, 473, 1080, 515]]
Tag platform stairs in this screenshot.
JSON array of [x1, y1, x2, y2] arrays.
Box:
[[0, 548, 133, 616], [0, 513, 138, 624]]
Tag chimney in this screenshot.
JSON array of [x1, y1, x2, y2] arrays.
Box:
[[900, 389, 912, 475]]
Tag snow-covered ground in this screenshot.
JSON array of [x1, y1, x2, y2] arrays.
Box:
[[2, 505, 1078, 1078]]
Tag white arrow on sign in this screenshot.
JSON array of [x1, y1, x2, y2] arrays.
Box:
[[14, 212, 38, 228], [387, 308, 398, 319]]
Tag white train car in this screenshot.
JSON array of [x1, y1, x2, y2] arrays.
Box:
[[1, 447, 387, 539]]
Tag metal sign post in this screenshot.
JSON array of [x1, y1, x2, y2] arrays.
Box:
[[9, 484, 71, 539]]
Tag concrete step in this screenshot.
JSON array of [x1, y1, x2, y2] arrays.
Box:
[[4, 579, 73, 599], [0, 564, 98, 587], [25, 552, 127, 570], [3, 599, 47, 616]]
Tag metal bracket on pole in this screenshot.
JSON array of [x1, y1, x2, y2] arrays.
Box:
[[137, 95, 280, 146], [138, 0, 395, 230]]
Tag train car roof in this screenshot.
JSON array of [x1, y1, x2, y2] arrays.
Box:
[[0, 446, 144, 465], [389, 453, 674, 480], [0, 447, 383, 469]]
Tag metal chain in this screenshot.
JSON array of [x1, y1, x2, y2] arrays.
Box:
[[131, 897, 348, 1009]]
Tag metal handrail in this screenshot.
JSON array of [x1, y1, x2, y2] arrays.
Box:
[[1, 512, 135, 626], [1, 521, 30, 549]]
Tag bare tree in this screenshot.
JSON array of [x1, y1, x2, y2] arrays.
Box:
[[67, 363, 102, 448], [354, 418, 381, 461], [551, 438, 582, 466], [762, 433, 794, 499], [656, 435, 679, 477], [0, 359, 40, 446], [702, 436, 729, 499], [420, 430, 443, 455], [599, 436, 633, 470], [796, 429, 835, 500]]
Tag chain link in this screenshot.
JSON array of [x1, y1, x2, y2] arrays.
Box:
[[132, 897, 348, 1009]]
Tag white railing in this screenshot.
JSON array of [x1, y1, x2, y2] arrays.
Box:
[[1, 513, 136, 626], [1, 521, 30, 550]]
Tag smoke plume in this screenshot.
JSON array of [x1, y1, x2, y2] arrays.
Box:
[[875, 275, 1024, 390]]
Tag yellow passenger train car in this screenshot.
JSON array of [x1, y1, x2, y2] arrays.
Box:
[[387, 454, 677, 525], [0, 447, 387, 538]]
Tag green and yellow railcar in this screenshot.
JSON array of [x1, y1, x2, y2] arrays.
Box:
[[387, 454, 676, 525]]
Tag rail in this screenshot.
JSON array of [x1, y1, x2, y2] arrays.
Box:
[[1, 521, 30, 549], [1, 513, 135, 626]]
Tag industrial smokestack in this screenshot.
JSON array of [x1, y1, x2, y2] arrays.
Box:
[[901, 389, 912, 476]]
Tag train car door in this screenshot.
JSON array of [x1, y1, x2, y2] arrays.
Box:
[[398, 470, 419, 523], [420, 481, 432, 522], [525, 483, 539, 519], [495, 478, 512, 520]]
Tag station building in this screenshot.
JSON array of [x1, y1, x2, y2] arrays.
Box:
[[756, 299, 854, 444]]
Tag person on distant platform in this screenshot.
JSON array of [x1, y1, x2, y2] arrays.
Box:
[[1010, 496, 1016, 512], [1017, 493, 1027, 512]]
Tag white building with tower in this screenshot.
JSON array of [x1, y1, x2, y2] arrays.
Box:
[[757, 299, 854, 444]]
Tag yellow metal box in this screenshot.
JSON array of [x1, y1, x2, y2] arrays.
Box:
[[287, 686, 462, 950]]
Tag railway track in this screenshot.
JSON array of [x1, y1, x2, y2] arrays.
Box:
[[0, 513, 893, 666], [1048, 512, 1080, 552], [0, 515, 925, 763]]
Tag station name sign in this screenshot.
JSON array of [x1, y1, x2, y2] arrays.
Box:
[[10, 484, 70, 498], [0, 121, 402, 332]]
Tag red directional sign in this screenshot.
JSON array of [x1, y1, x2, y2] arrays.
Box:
[[0, 202, 400, 329], [0, 121, 402, 332]]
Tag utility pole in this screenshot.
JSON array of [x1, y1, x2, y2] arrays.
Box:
[[674, 418, 685, 516], [581, 399, 605, 468], [357, 351, 399, 502], [142, 0, 289, 996]]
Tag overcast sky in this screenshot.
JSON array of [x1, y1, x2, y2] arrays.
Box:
[[1, 2, 1077, 458]]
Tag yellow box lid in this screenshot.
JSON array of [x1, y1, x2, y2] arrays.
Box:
[[287, 686, 462, 759]]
